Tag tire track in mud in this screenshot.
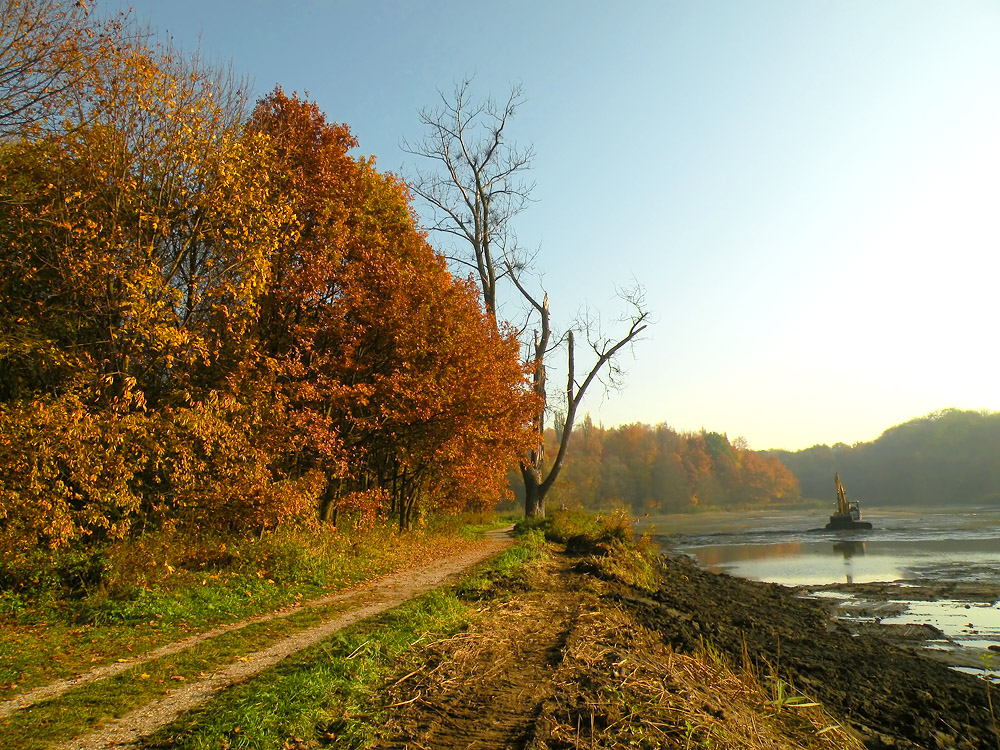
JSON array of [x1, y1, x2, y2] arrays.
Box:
[[386, 602, 580, 750], [377, 558, 585, 750]]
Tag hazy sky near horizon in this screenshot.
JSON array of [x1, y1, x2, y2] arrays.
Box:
[[113, 0, 1000, 451]]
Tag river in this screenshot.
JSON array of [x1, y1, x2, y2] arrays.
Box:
[[648, 505, 1000, 672], [647, 506, 1000, 587]]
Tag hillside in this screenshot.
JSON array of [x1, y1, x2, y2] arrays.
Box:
[[771, 408, 1000, 506]]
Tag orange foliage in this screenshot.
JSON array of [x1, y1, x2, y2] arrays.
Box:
[[540, 422, 800, 512], [247, 89, 535, 530], [0, 23, 535, 559]]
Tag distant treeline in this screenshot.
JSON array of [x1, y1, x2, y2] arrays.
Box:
[[508, 419, 801, 512], [770, 409, 1000, 507]]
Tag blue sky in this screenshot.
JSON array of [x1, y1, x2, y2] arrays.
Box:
[[113, 0, 1000, 450]]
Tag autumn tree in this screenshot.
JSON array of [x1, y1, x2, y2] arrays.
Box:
[[247, 88, 535, 531], [0, 18, 278, 403], [0, 17, 299, 551], [0, 10, 538, 566], [336, 243, 535, 529], [406, 78, 650, 517], [0, 0, 109, 135], [244, 88, 367, 524]]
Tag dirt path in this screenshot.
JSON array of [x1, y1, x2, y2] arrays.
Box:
[[1, 590, 365, 720], [377, 556, 584, 749], [38, 528, 513, 750]]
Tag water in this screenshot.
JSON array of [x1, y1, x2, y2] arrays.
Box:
[[649, 506, 1000, 587], [648, 506, 1000, 670]]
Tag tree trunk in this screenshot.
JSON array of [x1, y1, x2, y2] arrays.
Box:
[[319, 474, 336, 523], [400, 493, 418, 531], [522, 464, 545, 518], [399, 469, 416, 531]]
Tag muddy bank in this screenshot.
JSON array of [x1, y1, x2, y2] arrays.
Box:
[[378, 538, 999, 749], [798, 578, 1000, 671], [625, 552, 998, 749]]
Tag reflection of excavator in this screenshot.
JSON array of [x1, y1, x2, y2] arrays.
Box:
[[825, 473, 873, 530], [833, 540, 866, 584], [833, 540, 866, 558]]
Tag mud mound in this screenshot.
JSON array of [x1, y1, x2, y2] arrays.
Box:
[[533, 603, 861, 749]]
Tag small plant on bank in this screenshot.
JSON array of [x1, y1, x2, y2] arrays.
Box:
[[596, 507, 635, 542]]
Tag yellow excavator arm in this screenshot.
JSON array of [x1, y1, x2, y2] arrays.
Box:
[[835, 473, 849, 516]]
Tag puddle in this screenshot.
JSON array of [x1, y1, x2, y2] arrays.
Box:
[[807, 590, 853, 600], [880, 600, 1000, 643], [804, 591, 1000, 674], [953, 666, 1000, 682]]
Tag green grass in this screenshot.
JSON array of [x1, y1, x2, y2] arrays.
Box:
[[145, 591, 466, 750], [139, 532, 548, 750], [455, 518, 512, 540], [0, 597, 364, 750], [0, 520, 497, 701], [514, 507, 638, 545], [425, 509, 519, 540]]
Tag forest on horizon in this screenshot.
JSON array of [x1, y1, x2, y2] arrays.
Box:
[[770, 408, 1000, 508], [529, 408, 1000, 516], [507, 418, 802, 513]]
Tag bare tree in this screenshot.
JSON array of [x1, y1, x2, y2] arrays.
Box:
[[402, 79, 535, 315], [511, 277, 649, 517], [406, 78, 650, 518]]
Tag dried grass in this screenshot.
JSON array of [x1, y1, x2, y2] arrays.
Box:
[[381, 557, 864, 750], [536, 605, 865, 750], [586, 537, 659, 592]]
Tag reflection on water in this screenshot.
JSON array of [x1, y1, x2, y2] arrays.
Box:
[[833, 540, 865, 558], [883, 599, 1000, 642], [833, 541, 865, 584], [649, 507, 1000, 587]]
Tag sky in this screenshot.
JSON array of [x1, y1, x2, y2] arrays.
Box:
[[111, 0, 1000, 451]]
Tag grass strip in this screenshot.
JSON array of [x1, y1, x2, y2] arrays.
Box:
[[0, 598, 363, 750], [0, 523, 493, 701], [139, 532, 547, 750]]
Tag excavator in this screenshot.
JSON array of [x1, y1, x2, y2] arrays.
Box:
[[825, 473, 873, 530]]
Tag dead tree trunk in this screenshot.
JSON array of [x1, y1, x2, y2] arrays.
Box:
[[407, 80, 649, 520]]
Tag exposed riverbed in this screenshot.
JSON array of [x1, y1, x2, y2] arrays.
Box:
[[649, 506, 1000, 677]]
